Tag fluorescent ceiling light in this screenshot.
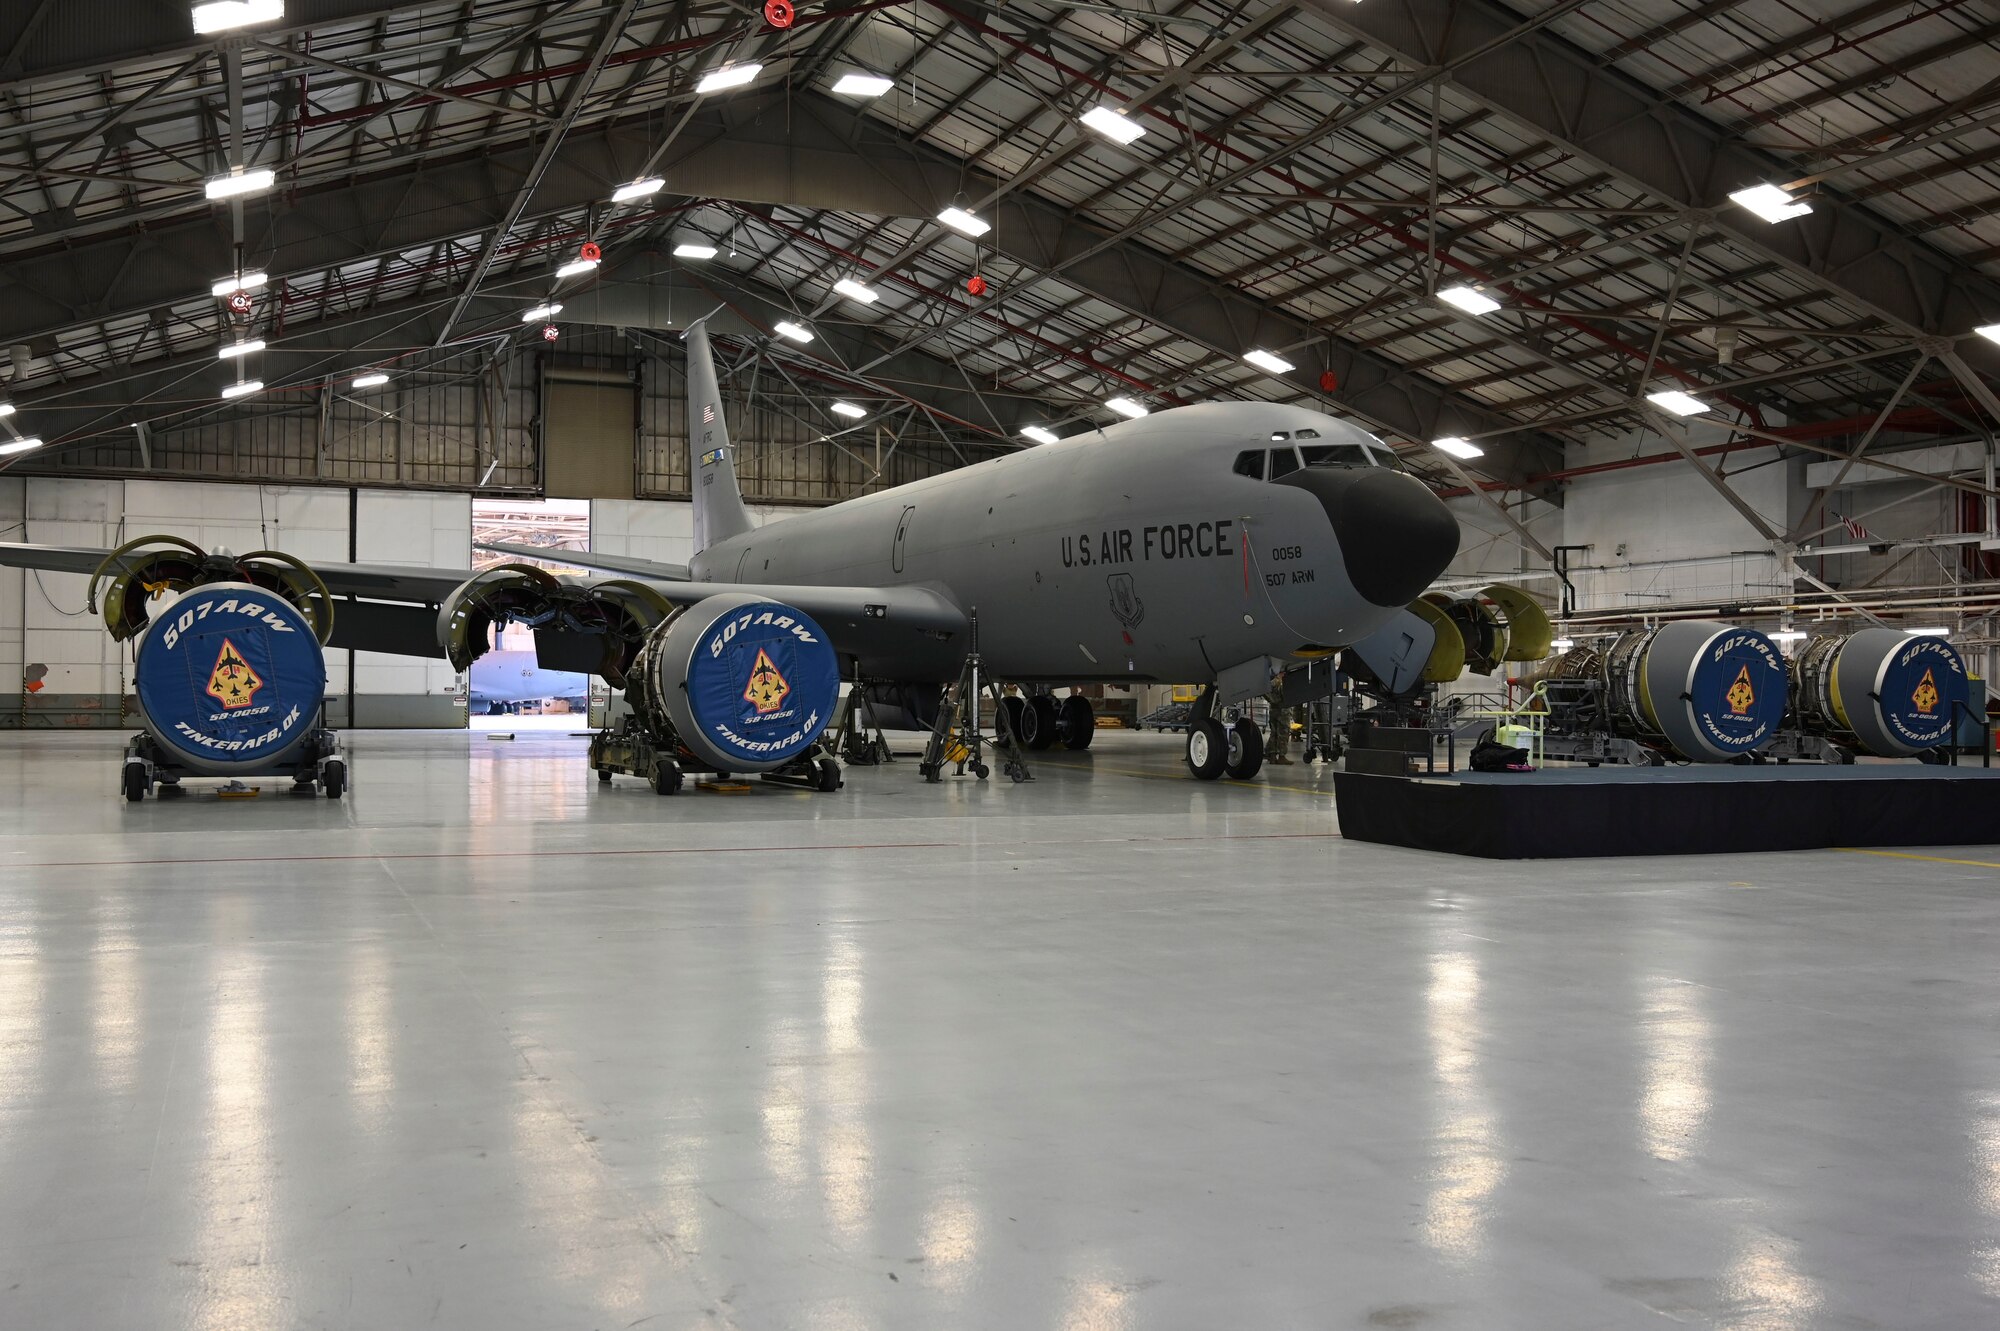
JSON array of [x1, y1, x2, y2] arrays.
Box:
[[830, 401, 867, 419], [1020, 426, 1059, 445], [555, 257, 600, 279], [0, 402, 14, 418], [191, 0, 283, 35], [1729, 183, 1813, 224], [204, 166, 275, 200], [673, 243, 718, 260], [350, 372, 389, 389], [0, 436, 43, 456], [773, 321, 813, 344], [217, 339, 265, 359], [1906, 626, 1950, 636], [832, 72, 894, 98], [1243, 349, 1293, 374], [1432, 436, 1483, 459], [1079, 104, 1146, 145], [1105, 396, 1148, 419], [937, 207, 990, 237], [1437, 285, 1501, 316], [1770, 629, 1807, 642], [522, 304, 562, 322], [210, 270, 269, 297], [611, 177, 663, 204], [1646, 388, 1711, 416], [220, 381, 264, 399], [696, 63, 761, 94], [1976, 323, 2000, 347], [1549, 636, 1576, 651], [833, 277, 879, 304]]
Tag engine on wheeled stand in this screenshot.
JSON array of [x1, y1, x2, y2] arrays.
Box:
[[589, 592, 844, 795], [90, 536, 346, 801]]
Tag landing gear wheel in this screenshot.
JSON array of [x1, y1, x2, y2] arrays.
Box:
[[322, 760, 347, 800], [1059, 695, 1095, 750], [999, 696, 1026, 747], [649, 759, 682, 795], [814, 757, 842, 792], [1021, 694, 1059, 750], [1226, 718, 1265, 780], [122, 764, 146, 803], [1186, 718, 1229, 780]]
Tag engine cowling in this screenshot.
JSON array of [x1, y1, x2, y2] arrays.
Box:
[[627, 593, 840, 772], [132, 580, 327, 775], [436, 563, 672, 683]]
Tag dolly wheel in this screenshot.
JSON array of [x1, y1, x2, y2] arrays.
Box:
[[122, 764, 147, 803], [322, 760, 347, 800], [649, 759, 683, 795], [815, 758, 842, 792]]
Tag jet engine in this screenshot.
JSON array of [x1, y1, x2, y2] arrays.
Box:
[[1541, 621, 1789, 762], [1788, 628, 1970, 758], [88, 537, 343, 794], [622, 593, 841, 775]]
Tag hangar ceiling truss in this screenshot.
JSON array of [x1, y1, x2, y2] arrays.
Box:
[[1, 0, 1997, 503]]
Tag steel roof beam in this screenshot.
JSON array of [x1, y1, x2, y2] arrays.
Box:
[[1296, 0, 2000, 341]]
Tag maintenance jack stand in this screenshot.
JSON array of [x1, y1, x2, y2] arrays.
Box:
[[920, 610, 1032, 784]]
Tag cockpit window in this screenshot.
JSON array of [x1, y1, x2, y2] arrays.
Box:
[[1269, 431, 1290, 442], [1298, 445, 1339, 467], [1295, 428, 1319, 440], [1268, 448, 1301, 479], [1232, 450, 1265, 480]]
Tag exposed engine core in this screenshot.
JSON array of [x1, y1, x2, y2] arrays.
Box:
[[1791, 628, 1969, 757], [1598, 621, 1789, 761], [625, 593, 841, 773]]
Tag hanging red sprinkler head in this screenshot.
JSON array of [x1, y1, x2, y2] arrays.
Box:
[[542, 324, 560, 343], [965, 274, 988, 298], [579, 241, 602, 262], [764, 0, 795, 28], [1318, 369, 1339, 394]]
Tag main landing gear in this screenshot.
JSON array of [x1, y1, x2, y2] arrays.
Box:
[[1000, 690, 1096, 751], [1185, 716, 1264, 781]]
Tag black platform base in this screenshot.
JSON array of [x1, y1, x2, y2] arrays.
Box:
[[1333, 763, 2000, 859]]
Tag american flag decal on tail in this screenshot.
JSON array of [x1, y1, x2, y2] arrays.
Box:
[[702, 403, 716, 424]]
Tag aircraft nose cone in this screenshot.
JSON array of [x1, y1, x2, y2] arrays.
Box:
[[1276, 466, 1460, 607]]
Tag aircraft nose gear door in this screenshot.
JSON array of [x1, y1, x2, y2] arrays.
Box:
[[892, 506, 915, 574]]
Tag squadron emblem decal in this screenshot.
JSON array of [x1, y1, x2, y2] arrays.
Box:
[[1725, 664, 1756, 716], [1107, 572, 1146, 629], [204, 638, 264, 710], [1912, 667, 1940, 715], [743, 648, 791, 715]]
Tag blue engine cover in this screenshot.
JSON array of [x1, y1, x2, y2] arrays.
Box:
[[134, 581, 326, 773], [657, 595, 840, 771], [1847, 629, 1969, 755]]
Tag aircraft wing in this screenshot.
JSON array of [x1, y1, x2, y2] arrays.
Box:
[[474, 541, 692, 582], [0, 541, 966, 676]]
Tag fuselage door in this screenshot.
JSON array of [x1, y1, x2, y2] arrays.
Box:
[[892, 505, 916, 574]]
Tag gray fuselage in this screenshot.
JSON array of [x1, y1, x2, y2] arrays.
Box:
[[688, 402, 1452, 684]]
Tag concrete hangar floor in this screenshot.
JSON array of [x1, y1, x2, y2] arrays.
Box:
[[0, 729, 1993, 1330]]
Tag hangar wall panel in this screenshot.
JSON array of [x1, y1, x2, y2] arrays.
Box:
[[0, 479, 472, 729]]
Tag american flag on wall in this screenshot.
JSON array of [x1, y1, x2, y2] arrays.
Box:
[[702, 403, 716, 424], [1831, 509, 1874, 541]]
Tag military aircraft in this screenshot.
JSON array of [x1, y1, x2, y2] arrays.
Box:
[[0, 318, 1463, 785], [468, 649, 589, 715]]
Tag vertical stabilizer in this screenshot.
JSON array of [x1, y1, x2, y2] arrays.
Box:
[[684, 318, 754, 554]]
